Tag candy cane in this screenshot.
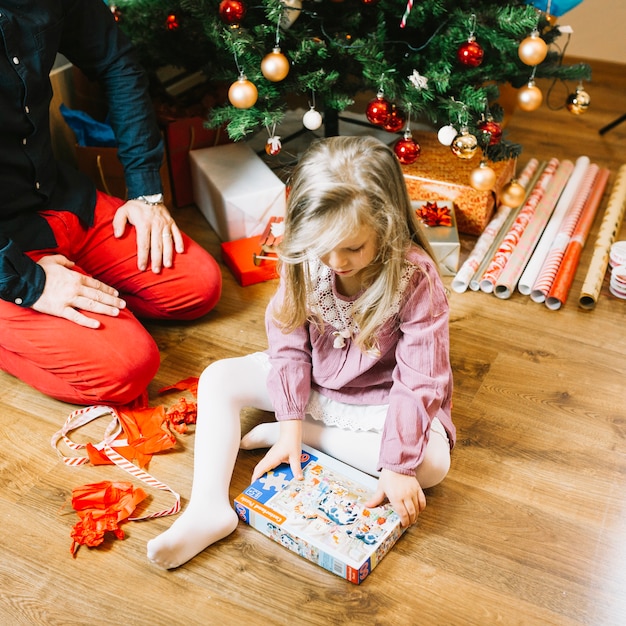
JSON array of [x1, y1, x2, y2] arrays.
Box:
[[400, 0, 413, 28]]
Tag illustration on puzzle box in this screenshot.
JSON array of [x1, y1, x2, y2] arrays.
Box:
[[235, 450, 401, 564]]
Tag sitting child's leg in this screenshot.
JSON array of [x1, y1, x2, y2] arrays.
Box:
[[147, 353, 273, 569]]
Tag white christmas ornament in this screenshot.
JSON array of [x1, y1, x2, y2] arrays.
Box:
[[303, 108, 323, 130], [437, 124, 457, 146]]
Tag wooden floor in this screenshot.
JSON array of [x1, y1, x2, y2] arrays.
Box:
[[2, 58, 626, 626]]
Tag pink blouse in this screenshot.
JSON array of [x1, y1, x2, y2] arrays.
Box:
[[265, 245, 455, 476]]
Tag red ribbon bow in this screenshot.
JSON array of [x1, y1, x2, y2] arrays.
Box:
[[416, 201, 452, 227]]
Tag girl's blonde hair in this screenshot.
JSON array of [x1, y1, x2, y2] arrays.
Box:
[[273, 135, 436, 353]]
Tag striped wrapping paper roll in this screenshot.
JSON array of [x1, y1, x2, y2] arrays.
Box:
[[579, 164, 626, 309], [518, 156, 591, 297], [494, 159, 574, 299], [451, 158, 540, 293], [530, 162, 599, 302], [478, 158, 560, 293], [469, 161, 546, 291], [545, 168, 610, 310]]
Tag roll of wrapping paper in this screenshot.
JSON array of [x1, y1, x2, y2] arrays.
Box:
[[530, 162, 599, 303], [518, 156, 591, 297], [578, 164, 626, 309], [452, 158, 540, 293], [494, 159, 574, 299], [479, 158, 560, 293], [545, 167, 610, 310], [469, 161, 546, 291]]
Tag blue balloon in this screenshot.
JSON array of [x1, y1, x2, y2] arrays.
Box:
[[526, 0, 584, 16]]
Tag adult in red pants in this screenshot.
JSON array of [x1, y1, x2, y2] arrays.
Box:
[[0, 192, 221, 406], [0, 1, 221, 406]]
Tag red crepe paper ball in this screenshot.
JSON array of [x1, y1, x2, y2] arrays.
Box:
[[478, 119, 503, 145], [261, 48, 290, 82], [382, 104, 406, 133], [228, 76, 258, 109], [219, 0, 246, 25], [394, 133, 421, 165], [457, 39, 484, 67], [366, 94, 392, 126]]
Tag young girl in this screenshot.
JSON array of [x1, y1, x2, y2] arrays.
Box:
[[147, 135, 456, 569]]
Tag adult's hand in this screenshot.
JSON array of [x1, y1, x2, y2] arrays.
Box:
[[113, 199, 185, 273], [32, 255, 126, 329]]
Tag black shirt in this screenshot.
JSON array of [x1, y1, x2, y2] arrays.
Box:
[[0, 0, 164, 306]]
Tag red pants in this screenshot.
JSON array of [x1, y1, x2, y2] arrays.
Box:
[[0, 193, 221, 405]]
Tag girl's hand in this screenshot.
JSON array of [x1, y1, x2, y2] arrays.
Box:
[[251, 420, 304, 483], [364, 468, 426, 528]]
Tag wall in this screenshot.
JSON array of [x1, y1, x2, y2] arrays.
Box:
[[561, 0, 625, 63]]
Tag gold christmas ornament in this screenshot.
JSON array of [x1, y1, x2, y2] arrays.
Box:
[[566, 88, 591, 115], [261, 47, 290, 82], [228, 75, 258, 109], [518, 30, 548, 66], [518, 80, 543, 112], [470, 162, 497, 191], [500, 180, 526, 208], [450, 129, 478, 160]]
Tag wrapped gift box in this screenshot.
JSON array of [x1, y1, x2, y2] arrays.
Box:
[[414, 201, 460, 276], [221, 235, 279, 286], [190, 142, 287, 241], [403, 132, 516, 236]]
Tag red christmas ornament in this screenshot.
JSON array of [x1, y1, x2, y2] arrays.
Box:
[[366, 92, 392, 126], [361, 0, 381, 4], [478, 119, 503, 145], [219, 0, 246, 25], [165, 12, 179, 30], [457, 37, 484, 67], [265, 137, 282, 156], [383, 104, 406, 133], [394, 131, 421, 165]]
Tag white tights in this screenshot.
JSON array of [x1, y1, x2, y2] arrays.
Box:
[[147, 353, 451, 569]]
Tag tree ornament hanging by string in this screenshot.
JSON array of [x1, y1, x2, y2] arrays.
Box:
[[261, 47, 290, 82], [478, 118, 503, 145], [228, 73, 258, 109], [500, 180, 526, 208], [219, 0, 246, 26], [566, 84, 591, 115], [265, 136, 282, 156], [366, 91, 392, 126], [437, 124, 458, 146], [470, 161, 497, 191], [518, 79, 543, 111], [383, 104, 406, 133], [518, 29, 548, 66], [451, 127, 478, 159], [303, 107, 323, 130], [394, 130, 420, 165], [457, 14, 484, 68]]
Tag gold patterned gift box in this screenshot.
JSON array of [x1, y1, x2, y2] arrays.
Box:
[[402, 132, 516, 236]]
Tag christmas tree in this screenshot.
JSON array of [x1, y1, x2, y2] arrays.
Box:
[[107, 0, 591, 162]]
